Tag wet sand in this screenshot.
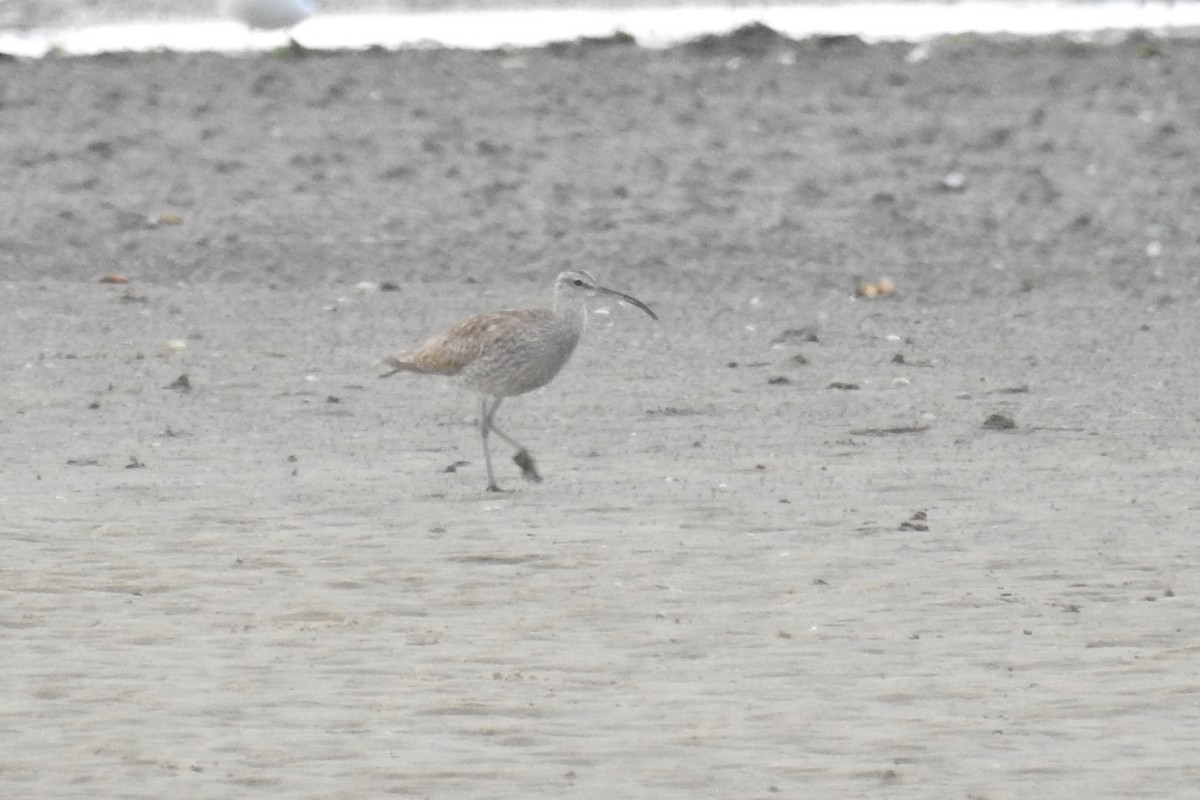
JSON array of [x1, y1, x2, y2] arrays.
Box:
[[3, 31, 1200, 798]]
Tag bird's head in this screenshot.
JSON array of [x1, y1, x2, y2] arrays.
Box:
[[554, 270, 657, 320]]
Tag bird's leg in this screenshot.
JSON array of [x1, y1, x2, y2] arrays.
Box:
[[480, 396, 501, 492], [484, 399, 542, 484]]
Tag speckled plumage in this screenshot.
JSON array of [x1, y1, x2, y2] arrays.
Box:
[[382, 270, 657, 491], [393, 308, 581, 398]]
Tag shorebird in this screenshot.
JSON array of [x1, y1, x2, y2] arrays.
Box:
[[381, 270, 658, 492], [220, 0, 316, 31]]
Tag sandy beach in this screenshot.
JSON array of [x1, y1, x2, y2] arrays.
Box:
[[3, 28, 1200, 798]]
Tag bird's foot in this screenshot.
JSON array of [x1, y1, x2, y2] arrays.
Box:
[[486, 482, 505, 493], [513, 449, 543, 483]]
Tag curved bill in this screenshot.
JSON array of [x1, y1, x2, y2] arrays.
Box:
[[597, 286, 658, 321]]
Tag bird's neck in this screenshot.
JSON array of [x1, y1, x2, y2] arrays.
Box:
[[554, 296, 589, 330]]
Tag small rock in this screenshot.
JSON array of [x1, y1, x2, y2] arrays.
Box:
[[771, 326, 820, 345], [983, 413, 1017, 430], [166, 374, 191, 391], [939, 171, 967, 191], [855, 277, 896, 298]]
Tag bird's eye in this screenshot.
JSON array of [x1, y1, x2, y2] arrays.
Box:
[[572, 279, 585, 287]]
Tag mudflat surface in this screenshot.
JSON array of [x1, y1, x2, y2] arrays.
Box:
[[3, 32, 1200, 798]]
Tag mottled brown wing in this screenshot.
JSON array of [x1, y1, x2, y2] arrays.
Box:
[[387, 309, 550, 376]]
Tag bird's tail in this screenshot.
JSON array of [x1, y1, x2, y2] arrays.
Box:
[[378, 357, 416, 378]]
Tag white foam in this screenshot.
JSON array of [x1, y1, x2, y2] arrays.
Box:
[[0, 2, 1194, 58]]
